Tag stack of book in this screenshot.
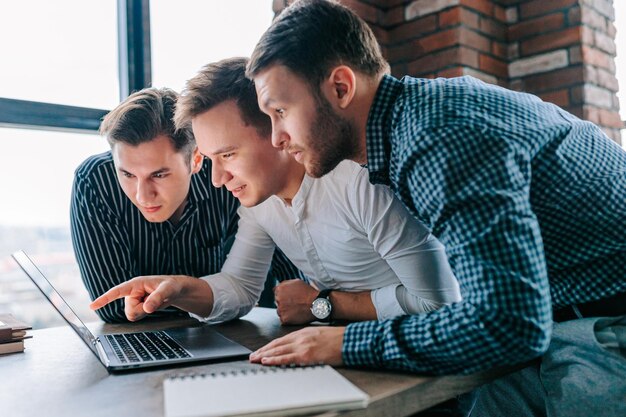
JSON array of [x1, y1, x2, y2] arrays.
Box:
[[0, 313, 32, 355]]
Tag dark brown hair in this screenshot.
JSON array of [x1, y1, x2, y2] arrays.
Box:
[[175, 57, 271, 138], [247, 0, 389, 87], [100, 87, 195, 157]]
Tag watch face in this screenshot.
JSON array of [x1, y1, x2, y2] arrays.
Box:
[[311, 298, 332, 320]]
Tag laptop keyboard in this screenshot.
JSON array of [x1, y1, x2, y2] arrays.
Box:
[[105, 331, 192, 363]]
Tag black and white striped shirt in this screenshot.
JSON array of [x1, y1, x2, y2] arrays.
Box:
[[70, 151, 299, 323]]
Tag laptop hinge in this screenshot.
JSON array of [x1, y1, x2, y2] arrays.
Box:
[[94, 338, 111, 367]]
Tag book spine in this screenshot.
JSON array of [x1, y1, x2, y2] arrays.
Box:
[[0, 327, 13, 343]]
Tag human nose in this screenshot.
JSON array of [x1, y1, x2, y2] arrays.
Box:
[[211, 160, 232, 188], [136, 179, 156, 204], [271, 124, 290, 149]]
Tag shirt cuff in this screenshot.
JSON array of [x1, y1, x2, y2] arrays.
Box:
[[188, 275, 241, 324], [342, 320, 386, 368], [371, 284, 406, 320]]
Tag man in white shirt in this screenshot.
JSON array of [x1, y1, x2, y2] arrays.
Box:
[[90, 57, 460, 327]]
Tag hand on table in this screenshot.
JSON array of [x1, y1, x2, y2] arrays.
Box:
[[273, 279, 319, 324], [249, 326, 345, 366]]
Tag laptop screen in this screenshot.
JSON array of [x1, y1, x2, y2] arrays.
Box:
[[11, 250, 99, 357]]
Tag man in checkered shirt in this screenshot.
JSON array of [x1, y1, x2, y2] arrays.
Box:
[[246, 0, 626, 415]]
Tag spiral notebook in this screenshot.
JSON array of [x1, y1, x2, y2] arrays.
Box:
[[163, 365, 369, 417]]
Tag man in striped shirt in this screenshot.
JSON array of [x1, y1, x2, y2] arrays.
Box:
[[244, 0, 626, 416], [70, 88, 298, 323]]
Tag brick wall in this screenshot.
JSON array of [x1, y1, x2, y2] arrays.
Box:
[[272, 0, 622, 144]]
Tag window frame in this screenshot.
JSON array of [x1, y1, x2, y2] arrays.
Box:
[[0, 0, 151, 133]]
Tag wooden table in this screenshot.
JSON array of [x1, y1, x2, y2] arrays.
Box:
[[0, 307, 512, 416]]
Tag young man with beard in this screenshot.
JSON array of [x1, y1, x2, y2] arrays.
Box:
[[244, 0, 626, 415], [71, 87, 298, 323], [90, 57, 461, 331]]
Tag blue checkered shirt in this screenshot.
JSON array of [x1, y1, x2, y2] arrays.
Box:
[[342, 74, 626, 374]]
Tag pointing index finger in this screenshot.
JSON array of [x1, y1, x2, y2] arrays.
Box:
[[89, 283, 133, 310]]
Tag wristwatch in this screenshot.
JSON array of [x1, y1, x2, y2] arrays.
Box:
[[310, 289, 333, 322]]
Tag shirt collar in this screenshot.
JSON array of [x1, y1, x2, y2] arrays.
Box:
[[365, 74, 403, 185]]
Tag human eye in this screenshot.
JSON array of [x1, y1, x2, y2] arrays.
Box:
[[221, 152, 234, 160], [275, 108, 285, 118], [121, 172, 134, 178], [152, 172, 169, 179]]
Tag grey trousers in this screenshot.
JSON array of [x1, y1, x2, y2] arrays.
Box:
[[469, 315, 626, 417]]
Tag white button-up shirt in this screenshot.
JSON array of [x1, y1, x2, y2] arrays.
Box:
[[198, 160, 460, 323]]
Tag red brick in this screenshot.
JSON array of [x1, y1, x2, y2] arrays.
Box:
[[459, 45, 480, 67], [565, 106, 583, 118], [460, 27, 491, 53], [440, 7, 461, 28], [583, 106, 621, 128], [509, 13, 565, 41], [581, 46, 612, 70], [479, 54, 508, 78], [601, 128, 622, 145], [390, 62, 408, 78], [419, 28, 460, 53], [380, 44, 388, 58], [459, 0, 493, 17], [567, 6, 581, 25], [371, 24, 389, 45], [583, 106, 601, 124], [439, 7, 483, 31], [522, 66, 584, 92], [570, 85, 583, 104], [607, 22, 617, 38], [460, 8, 481, 30], [509, 79, 523, 91], [520, 0, 578, 20], [581, 26, 594, 46], [491, 41, 507, 59], [388, 15, 437, 43], [438, 67, 465, 78], [521, 27, 581, 56], [407, 46, 479, 74], [538, 89, 570, 107], [478, 17, 506, 39], [496, 0, 521, 5], [382, 6, 404, 27], [387, 28, 459, 62], [380, 0, 406, 9], [494, 5, 507, 22], [386, 42, 415, 63], [594, 68, 619, 91], [341, 0, 380, 24]]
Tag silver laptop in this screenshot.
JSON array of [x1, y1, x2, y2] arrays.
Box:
[[12, 250, 251, 372]]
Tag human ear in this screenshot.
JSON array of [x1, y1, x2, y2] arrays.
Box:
[[191, 147, 203, 174], [326, 66, 357, 109]]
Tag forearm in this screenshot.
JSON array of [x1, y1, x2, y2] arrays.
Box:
[[330, 291, 377, 322]]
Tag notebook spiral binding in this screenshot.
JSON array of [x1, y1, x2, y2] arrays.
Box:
[[168, 364, 327, 381]]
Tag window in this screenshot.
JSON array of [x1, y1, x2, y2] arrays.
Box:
[[0, 128, 108, 327], [0, 1, 276, 329], [0, 1, 118, 109], [150, 0, 273, 92]]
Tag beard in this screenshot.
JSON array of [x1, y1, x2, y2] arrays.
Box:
[[304, 94, 360, 178]]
